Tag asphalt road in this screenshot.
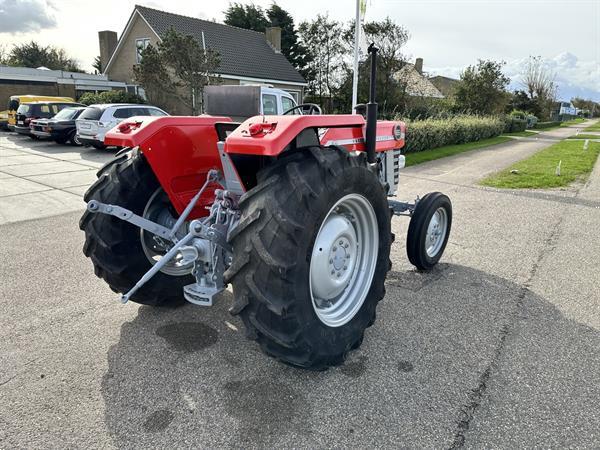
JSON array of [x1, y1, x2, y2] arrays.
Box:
[[1, 124, 599, 448]]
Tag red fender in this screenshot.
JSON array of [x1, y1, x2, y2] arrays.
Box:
[[104, 115, 406, 219]]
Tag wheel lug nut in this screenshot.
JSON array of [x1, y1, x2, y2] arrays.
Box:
[[343, 266, 347, 270], [333, 246, 337, 251], [337, 272, 341, 277], [331, 270, 335, 275], [344, 243, 349, 248], [339, 240, 343, 245]]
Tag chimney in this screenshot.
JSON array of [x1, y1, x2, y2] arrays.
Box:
[[265, 26, 281, 53], [415, 57, 423, 74], [98, 30, 118, 73]]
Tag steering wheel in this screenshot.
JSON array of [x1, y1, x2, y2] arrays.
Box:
[[283, 103, 322, 116]]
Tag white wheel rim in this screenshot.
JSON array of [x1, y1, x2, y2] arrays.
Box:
[[140, 188, 193, 276], [309, 194, 379, 327], [425, 207, 448, 257]]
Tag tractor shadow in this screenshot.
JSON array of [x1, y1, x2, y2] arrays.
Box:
[[100, 264, 600, 448]]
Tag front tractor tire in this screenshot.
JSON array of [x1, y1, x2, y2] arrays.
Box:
[[225, 146, 392, 370], [79, 149, 193, 306]]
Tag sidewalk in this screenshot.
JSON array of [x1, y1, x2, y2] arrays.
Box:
[[0, 133, 113, 224]]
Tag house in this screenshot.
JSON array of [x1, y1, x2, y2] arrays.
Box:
[[429, 75, 461, 97], [100, 5, 307, 114], [0, 65, 126, 109], [395, 58, 444, 98]]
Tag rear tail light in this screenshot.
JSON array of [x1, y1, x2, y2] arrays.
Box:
[[117, 120, 143, 134], [247, 122, 277, 136]]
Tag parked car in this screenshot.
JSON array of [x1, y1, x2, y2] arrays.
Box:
[[30, 106, 87, 145], [14, 101, 85, 138], [0, 110, 8, 130], [76, 104, 169, 149], [6, 95, 75, 130]]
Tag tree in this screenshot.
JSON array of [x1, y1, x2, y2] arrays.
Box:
[[572, 97, 600, 117], [92, 55, 102, 73], [266, 4, 312, 77], [224, 3, 311, 79], [133, 28, 220, 115], [298, 14, 345, 110], [521, 56, 557, 120], [508, 89, 542, 117], [340, 18, 410, 116], [6, 41, 81, 72], [0, 44, 8, 65], [455, 59, 510, 115], [224, 3, 269, 31]]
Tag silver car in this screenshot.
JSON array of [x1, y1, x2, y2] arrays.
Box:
[[76, 103, 168, 149]]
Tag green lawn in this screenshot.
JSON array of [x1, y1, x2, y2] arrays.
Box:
[[502, 130, 539, 137], [584, 122, 600, 132], [560, 118, 585, 126], [404, 136, 512, 167], [566, 134, 600, 140], [480, 139, 600, 189]]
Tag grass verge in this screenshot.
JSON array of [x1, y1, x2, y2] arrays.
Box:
[[584, 123, 600, 132], [502, 130, 539, 137], [404, 136, 511, 167], [480, 139, 600, 189], [561, 118, 585, 126], [567, 134, 600, 140]]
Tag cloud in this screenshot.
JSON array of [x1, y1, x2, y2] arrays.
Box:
[[429, 53, 600, 102], [0, 0, 57, 33]]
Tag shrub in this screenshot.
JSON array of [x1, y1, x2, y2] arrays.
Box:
[[400, 115, 505, 154], [503, 115, 528, 133], [534, 121, 561, 129], [78, 90, 146, 106]]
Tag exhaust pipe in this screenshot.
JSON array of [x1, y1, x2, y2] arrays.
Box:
[[364, 43, 378, 164]]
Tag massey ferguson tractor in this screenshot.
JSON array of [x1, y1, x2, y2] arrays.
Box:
[[80, 45, 452, 369]]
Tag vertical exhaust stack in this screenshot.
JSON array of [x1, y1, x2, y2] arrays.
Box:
[[364, 43, 379, 164]]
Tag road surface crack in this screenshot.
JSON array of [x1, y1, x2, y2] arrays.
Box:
[[449, 213, 565, 448]]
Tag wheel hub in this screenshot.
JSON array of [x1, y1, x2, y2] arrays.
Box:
[[425, 208, 448, 257], [309, 194, 379, 327], [140, 188, 194, 277]]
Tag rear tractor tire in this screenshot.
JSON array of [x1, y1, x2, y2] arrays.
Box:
[[225, 146, 392, 370], [79, 148, 193, 306]]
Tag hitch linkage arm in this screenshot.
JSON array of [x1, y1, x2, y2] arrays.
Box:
[[86, 201, 173, 240]]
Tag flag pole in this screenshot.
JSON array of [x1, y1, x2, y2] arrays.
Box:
[[351, 0, 360, 113]]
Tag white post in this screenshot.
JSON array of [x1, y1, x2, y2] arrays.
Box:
[[351, 0, 360, 113]]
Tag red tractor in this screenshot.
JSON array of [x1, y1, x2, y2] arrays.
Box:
[[80, 46, 452, 369]]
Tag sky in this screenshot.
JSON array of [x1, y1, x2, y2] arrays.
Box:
[[0, 0, 599, 101]]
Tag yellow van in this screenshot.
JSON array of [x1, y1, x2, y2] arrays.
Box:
[[7, 95, 75, 130]]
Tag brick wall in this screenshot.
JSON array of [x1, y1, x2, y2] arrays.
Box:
[[0, 81, 77, 110]]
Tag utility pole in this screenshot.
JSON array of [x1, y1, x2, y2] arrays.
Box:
[[351, 0, 361, 113]]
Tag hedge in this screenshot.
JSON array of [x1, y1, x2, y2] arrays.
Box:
[[78, 90, 146, 106], [533, 121, 561, 129], [504, 116, 528, 133], [401, 115, 505, 154]]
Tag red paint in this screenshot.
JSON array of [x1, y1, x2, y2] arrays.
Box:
[[225, 115, 405, 155], [224, 115, 365, 155], [105, 116, 231, 218], [103, 114, 406, 220]]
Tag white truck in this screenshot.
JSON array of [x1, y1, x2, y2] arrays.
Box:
[[203, 85, 310, 121]]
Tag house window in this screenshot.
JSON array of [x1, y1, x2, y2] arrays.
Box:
[[135, 38, 150, 64]]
